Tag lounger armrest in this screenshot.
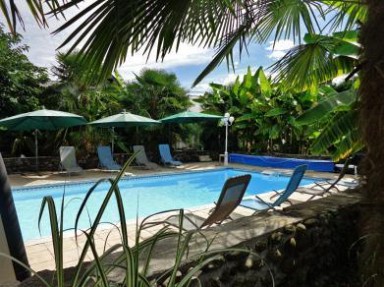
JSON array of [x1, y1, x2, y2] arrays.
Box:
[[270, 190, 281, 199], [315, 180, 341, 192], [164, 213, 202, 231], [286, 199, 294, 206], [313, 181, 329, 190], [255, 195, 273, 209]]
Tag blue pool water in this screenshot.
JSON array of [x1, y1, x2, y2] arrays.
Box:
[[13, 168, 315, 241]]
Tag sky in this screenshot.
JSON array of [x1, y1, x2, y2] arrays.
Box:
[[3, 2, 295, 98]]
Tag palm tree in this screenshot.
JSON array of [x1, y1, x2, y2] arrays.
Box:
[[119, 69, 192, 147], [2, 0, 384, 285], [358, 1, 384, 283], [120, 69, 192, 119]]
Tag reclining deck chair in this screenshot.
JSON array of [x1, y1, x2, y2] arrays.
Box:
[[300, 159, 358, 199], [97, 145, 122, 170], [59, 146, 83, 174], [241, 164, 307, 212], [165, 174, 251, 230], [133, 145, 159, 169], [158, 144, 182, 166]]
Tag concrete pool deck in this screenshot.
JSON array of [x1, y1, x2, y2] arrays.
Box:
[[7, 162, 358, 273]]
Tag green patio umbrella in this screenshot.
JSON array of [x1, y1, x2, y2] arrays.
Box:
[[160, 111, 223, 124], [89, 110, 160, 152], [0, 108, 87, 170], [160, 111, 223, 149]]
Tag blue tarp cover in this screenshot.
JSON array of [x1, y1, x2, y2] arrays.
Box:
[[229, 153, 334, 172]]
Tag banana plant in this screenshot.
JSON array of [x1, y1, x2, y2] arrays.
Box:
[[197, 66, 315, 154], [272, 29, 362, 160], [296, 83, 363, 160]]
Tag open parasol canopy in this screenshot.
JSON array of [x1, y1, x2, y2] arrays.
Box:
[[0, 108, 87, 131], [160, 111, 223, 124], [89, 110, 160, 152], [89, 110, 160, 127], [0, 108, 87, 170]]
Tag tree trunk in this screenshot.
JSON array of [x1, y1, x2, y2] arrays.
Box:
[[359, 1, 384, 285], [0, 153, 30, 281]]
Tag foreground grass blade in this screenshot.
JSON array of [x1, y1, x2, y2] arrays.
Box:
[[72, 155, 136, 286], [83, 232, 109, 286], [38, 196, 64, 287]]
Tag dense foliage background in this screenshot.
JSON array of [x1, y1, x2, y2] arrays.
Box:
[[0, 24, 360, 161]]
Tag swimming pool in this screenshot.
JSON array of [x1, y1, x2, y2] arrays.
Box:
[[13, 168, 316, 241]]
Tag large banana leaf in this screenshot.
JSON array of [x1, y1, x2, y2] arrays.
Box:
[[255, 67, 272, 97], [296, 88, 357, 125], [264, 107, 287, 117], [303, 32, 360, 56], [310, 110, 361, 160]]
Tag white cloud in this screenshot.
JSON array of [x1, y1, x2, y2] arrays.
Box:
[[117, 44, 214, 81], [223, 73, 240, 85], [266, 40, 295, 60], [190, 66, 262, 97], [267, 50, 286, 59], [4, 2, 215, 82], [2, 2, 273, 97], [189, 82, 211, 97], [266, 39, 295, 51]]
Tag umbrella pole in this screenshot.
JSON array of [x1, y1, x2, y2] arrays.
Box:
[[136, 126, 139, 144], [34, 129, 38, 171], [111, 127, 115, 154]]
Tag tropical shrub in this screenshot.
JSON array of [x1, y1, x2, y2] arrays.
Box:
[[197, 67, 317, 155], [118, 69, 194, 150], [0, 25, 49, 156]]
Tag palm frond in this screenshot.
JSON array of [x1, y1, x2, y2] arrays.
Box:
[[49, 0, 338, 83], [332, 127, 364, 160], [323, 0, 367, 32], [270, 34, 358, 91], [0, 0, 21, 34], [193, 24, 247, 86], [0, 0, 62, 34], [297, 88, 357, 125], [52, 0, 245, 81], [310, 110, 359, 158], [253, 0, 325, 44]]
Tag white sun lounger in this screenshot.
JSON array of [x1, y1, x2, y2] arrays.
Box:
[[133, 145, 159, 169], [59, 146, 83, 174]]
